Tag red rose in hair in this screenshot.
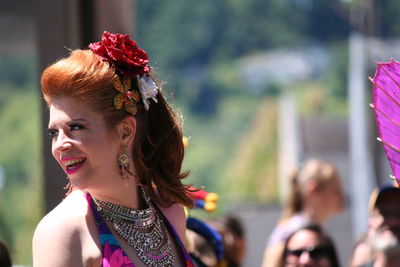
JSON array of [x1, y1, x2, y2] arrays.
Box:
[[89, 31, 150, 77]]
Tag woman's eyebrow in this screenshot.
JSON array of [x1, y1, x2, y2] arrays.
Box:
[[69, 118, 88, 123], [48, 118, 88, 128]]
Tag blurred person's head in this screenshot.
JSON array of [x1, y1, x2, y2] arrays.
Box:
[[207, 215, 246, 267], [283, 159, 344, 223], [368, 185, 400, 253], [186, 229, 218, 267], [0, 240, 12, 267], [350, 185, 400, 267], [186, 217, 225, 267], [282, 225, 339, 267]]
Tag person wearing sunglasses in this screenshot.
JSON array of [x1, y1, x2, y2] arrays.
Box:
[[350, 185, 400, 267], [282, 224, 340, 267]]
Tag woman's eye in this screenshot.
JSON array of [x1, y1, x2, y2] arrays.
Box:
[[47, 129, 58, 138], [70, 124, 83, 131]]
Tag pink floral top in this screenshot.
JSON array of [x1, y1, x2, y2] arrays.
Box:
[[86, 193, 194, 267]]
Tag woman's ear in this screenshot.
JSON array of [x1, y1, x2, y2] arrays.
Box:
[[116, 116, 136, 148]]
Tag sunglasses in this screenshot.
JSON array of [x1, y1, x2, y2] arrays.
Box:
[[285, 245, 330, 260]]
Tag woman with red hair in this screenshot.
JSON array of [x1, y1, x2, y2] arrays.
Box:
[[33, 32, 194, 267]]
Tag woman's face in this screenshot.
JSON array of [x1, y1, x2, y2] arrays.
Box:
[[48, 97, 120, 189], [320, 176, 344, 215], [284, 229, 332, 267]]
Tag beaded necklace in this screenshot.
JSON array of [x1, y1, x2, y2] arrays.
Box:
[[92, 186, 174, 266]]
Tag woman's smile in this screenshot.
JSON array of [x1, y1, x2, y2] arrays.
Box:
[[61, 157, 87, 175]]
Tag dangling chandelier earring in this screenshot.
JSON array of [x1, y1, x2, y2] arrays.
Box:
[[64, 176, 73, 196], [117, 148, 131, 179]]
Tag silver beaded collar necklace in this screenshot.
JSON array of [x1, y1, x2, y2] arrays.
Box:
[[92, 185, 174, 266]]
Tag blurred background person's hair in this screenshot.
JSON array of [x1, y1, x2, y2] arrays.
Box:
[[282, 159, 343, 221], [206, 215, 246, 267], [0, 240, 12, 267], [186, 228, 218, 267]]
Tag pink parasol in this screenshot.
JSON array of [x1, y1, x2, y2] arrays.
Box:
[[370, 59, 400, 186]]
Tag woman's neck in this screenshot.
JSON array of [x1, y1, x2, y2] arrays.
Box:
[[302, 204, 329, 225], [87, 177, 142, 209]]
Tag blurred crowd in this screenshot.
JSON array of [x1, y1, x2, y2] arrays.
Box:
[[2, 158, 399, 266], [186, 158, 400, 267]]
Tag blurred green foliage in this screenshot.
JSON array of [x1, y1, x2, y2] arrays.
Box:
[[0, 55, 42, 264], [380, 1, 400, 37], [136, 0, 352, 203]]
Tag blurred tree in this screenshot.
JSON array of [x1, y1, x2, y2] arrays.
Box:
[[306, 0, 350, 41], [380, 0, 400, 37], [0, 56, 36, 88], [0, 88, 42, 263], [329, 0, 397, 37], [135, 0, 353, 198], [137, 0, 313, 115]]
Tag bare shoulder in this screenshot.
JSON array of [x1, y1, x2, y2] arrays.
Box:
[[159, 203, 186, 241], [33, 190, 94, 267]]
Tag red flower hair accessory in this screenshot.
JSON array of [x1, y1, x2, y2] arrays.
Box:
[[89, 31, 160, 112], [89, 31, 150, 77]]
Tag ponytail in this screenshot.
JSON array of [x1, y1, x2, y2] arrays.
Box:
[[132, 83, 194, 208], [281, 169, 303, 221]]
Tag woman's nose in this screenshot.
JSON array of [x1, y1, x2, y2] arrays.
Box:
[[53, 131, 72, 152], [298, 251, 312, 264]]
